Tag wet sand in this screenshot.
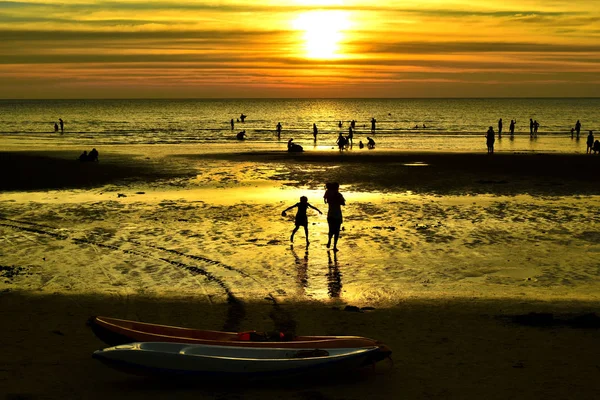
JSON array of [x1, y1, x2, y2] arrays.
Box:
[[2, 146, 600, 399]]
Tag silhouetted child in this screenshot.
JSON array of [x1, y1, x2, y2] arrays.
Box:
[[587, 131, 594, 154], [593, 140, 600, 154], [54, 123, 59, 132], [282, 196, 322, 246]]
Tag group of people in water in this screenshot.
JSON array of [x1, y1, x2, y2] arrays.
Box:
[[282, 182, 345, 251]]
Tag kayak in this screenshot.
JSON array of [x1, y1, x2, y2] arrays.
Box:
[[93, 342, 382, 377], [88, 316, 390, 353]]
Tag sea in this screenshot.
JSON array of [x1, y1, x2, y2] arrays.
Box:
[[1, 98, 598, 153]]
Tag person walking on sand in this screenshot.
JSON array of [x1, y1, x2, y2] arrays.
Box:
[[324, 182, 345, 251], [498, 118, 503, 138], [313, 123, 318, 141], [486, 126, 495, 154], [575, 120, 581, 139], [586, 131, 594, 154], [276, 122, 282, 139], [282, 196, 322, 246]]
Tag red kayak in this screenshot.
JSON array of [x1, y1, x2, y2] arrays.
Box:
[[88, 316, 391, 356]]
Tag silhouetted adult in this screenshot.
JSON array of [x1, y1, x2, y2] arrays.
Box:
[[587, 131, 594, 154], [370, 117, 376, 133], [236, 130, 246, 140], [366, 137, 375, 149], [338, 121, 342, 128], [509, 119, 515, 136], [533, 120, 539, 136], [323, 182, 345, 251], [351, 120, 356, 130], [313, 123, 318, 141], [88, 148, 99, 162], [336, 133, 346, 151], [276, 122, 282, 139], [486, 126, 495, 154], [240, 113, 246, 123], [575, 120, 581, 138], [347, 127, 353, 146], [287, 138, 303, 152], [78, 151, 88, 162], [498, 118, 503, 138], [59, 118, 64, 133], [231, 119, 234, 130], [529, 119, 534, 136]]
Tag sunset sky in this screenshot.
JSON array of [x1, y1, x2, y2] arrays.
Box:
[[0, 0, 599, 98]]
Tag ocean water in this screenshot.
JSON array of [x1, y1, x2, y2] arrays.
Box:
[[1, 98, 598, 152]]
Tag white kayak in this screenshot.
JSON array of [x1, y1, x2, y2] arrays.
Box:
[[93, 342, 382, 377]]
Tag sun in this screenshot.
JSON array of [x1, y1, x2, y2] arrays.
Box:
[[293, 11, 351, 60]]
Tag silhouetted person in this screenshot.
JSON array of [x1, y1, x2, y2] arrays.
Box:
[[231, 119, 234, 130], [571, 128, 575, 138], [282, 196, 322, 246], [338, 121, 342, 128], [240, 113, 246, 123], [509, 119, 516, 136], [313, 123, 318, 141], [422, 124, 426, 128], [276, 122, 282, 139], [533, 120, 539, 136], [371, 117, 376, 133], [54, 123, 58, 132], [366, 137, 375, 149], [575, 120, 581, 138], [587, 131, 594, 154], [347, 127, 353, 146], [359, 140, 364, 149], [236, 130, 246, 140], [498, 118, 503, 138], [287, 138, 303, 152], [336, 133, 346, 151], [88, 148, 99, 162], [59, 118, 64, 133], [593, 140, 600, 154], [486, 126, 495, 154], [351, 120, 356, 130], [78, 151, 88, 162], [323, 182, 345, 251], [529, 119, 534, 136]]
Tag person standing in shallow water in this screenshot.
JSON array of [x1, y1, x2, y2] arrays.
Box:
[[575, 120, 581, 139], [282, 196, 322, 246], [587, 131, 594, 154], [486, 126, 495, 154], [498, 118, 503, 138], [59, 118, 64, 133], [323, 182, 345, 251], [529, 119, 534, 137], [312, 123, 318, 141], [276, 122, 282, 139], [509, 119, 515, 136]]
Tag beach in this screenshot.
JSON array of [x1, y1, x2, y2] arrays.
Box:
[[2, 143, 600, 399]]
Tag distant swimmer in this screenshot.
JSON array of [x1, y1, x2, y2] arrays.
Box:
[[422, 124, 426, 129], [236, 130, 247, 140], [413, 125, 420, 129], [366, 137, 375, 149], [240, 113, 247, 123], [59, 118, 64, 133], [231, 119, 234, 130], [276, 122, 282, 138]]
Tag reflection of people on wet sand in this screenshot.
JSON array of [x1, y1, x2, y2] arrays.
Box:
[[236, 130, 246, 140], [287, 138, 303, 152], [366, 137, 375, 149], [324, 182, 345, 251], [291, 247, 309, 293], [282, 196, 322, 246], [327, 250, 342, 298]]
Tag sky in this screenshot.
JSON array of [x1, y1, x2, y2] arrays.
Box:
[[0, 0, 599, 98]]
